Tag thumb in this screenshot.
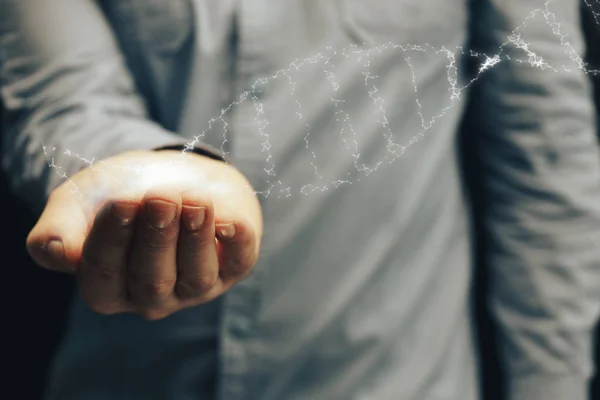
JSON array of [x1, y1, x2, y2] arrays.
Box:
[[26, 190, 91, 273]]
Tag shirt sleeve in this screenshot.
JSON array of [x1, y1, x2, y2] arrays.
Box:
[[473, 0, 600, 399], [0, 0, 223, 214]]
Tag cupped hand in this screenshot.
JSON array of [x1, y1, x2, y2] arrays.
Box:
[[26, 150, 262, 320]]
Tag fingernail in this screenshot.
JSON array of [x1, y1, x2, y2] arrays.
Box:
[[45, 240, 63, 260], [182, 206, 206, 230], [111, 202, 139, 226], [146, 200, 177, 229], [216, 223, 236, 239]]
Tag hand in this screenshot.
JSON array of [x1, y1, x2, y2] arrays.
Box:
[[26, 150, 263, 320]]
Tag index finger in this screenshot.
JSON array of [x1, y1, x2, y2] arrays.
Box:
[[78, 199, 139, 315]]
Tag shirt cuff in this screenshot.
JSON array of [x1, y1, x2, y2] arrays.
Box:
[[153, 141, 228, 163], [508, 374, 589, 400]]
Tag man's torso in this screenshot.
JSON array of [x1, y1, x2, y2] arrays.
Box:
[[47, 1, 478, 399]]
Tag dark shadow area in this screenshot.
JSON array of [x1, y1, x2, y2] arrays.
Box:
[[460, 119, 505, 400], [1, 106, 74, 399], [459, 52, 505, 400], [582, 2, 600, 398]]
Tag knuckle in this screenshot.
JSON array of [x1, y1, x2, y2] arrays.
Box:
[[142, 229, 178, 252], [182, 232, 215, 252], [144, 240, 173, 252], [82, 254, 124, 279], [103, 229, 132, 247], [131, 277, 176, 300], [96, 265, 125, 280], [177, 275, 216, 296]]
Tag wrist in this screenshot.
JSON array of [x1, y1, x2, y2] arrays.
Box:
[[154, 143, 227, 163]]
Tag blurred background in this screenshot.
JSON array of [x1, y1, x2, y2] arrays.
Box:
[[2, 3, 600, 399]]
